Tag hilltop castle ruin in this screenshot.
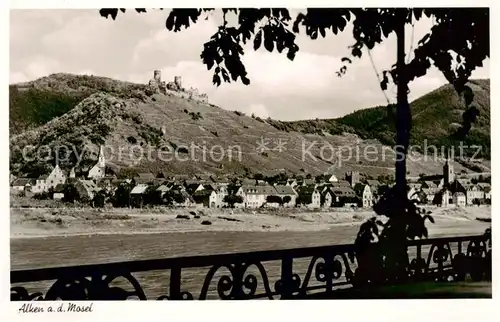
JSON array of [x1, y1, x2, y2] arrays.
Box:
[[148, 70, 208, 103]]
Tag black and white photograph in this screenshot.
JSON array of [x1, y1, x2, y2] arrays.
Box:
[[7, 5, 493, 309]]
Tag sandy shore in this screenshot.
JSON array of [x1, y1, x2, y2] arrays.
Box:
[[10, 205, 491, 239]]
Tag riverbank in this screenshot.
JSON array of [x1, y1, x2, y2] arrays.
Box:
[[10, 205, 491, 239]]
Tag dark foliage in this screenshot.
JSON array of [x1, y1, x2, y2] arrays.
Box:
[[223, 194, 244, 208], [113, 183, 132, 207], [93, 190, 107, 208], [62, 183, 79, 203]]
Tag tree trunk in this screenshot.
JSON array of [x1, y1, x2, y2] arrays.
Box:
[[386, 14, 412, 283], [395, 17, 411, 197]]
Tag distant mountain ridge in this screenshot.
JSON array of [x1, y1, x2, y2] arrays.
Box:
[[9, 74, 490, 178], [272, 79, 490, 158]]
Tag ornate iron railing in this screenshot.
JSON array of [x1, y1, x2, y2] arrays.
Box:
[[11, 234, 491, 300]]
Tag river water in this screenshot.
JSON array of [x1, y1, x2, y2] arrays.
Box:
[[11, 220, 489, 299]]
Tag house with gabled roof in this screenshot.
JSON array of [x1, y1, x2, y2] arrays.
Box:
[[46, 164, 67, 191], [453, 192, 466, 207], [477, 183, 491, 200], [327, 174, 339, 182], [320, 187, 334, 208], [11, 178, 35, 192], [185, 181, 204, 195], [421, 188, 439, 205], [330, 185, 358, 208], [273, 185, 297, 207], [32, 174, 48, 194], [466, 183, 484, 205], [237, 185, 276, 208], [354, 183, 373, 208], [156, 184, 171, 198], [297, 185, 321, 209], [130, 184, 150, 208], [167, 189, 194, 207], [205, 183, 229, 208], [435, 188, 451, 207], [192, 189, 217, 208]]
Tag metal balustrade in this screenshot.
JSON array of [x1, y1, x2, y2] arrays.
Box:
[[11, 234, 491, 300]]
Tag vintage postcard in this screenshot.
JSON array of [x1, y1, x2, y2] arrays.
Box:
[[4, 3, 495, 322]]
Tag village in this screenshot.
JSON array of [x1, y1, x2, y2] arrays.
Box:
[[10, 144, 492, 211]]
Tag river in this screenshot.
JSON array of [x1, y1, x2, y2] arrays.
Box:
[[11, 219, 489, 299]]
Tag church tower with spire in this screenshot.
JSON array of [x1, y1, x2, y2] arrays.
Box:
[[98, 145, 105, 168], [443, 149, 454, 186], [88, 145, 106, 179]]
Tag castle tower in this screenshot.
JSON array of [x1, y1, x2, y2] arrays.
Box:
[[154, 70, 161, 83], [174, 76, 182, 89]]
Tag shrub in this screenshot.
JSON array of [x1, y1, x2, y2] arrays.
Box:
[[127, 136, 137, 144], [190, 112, 203, 121]]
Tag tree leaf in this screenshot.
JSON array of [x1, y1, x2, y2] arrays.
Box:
[[166, 13, 175, 30], [99, 9, 119, 20], [241, 76, 250, 85], [352, 47, 362, 58], [341, 57, 352, 64], [286, 48, 297, 61], [212, 74, 221, 86], [206, 59, 214, 71], [319, 27, 326, 38], [254, 30, 262, 50], [264, 30, 274, 52]]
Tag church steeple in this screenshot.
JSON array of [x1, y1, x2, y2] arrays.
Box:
[[443, 148, 454, 186], [98, 145, 105, 168]]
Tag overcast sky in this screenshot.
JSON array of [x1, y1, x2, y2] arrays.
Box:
[[10, 9, 490, 121]]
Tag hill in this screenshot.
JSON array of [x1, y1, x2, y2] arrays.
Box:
[[273, 79, 490, 159], [9, 74, 490, 179], [9, 73, 148, 134]]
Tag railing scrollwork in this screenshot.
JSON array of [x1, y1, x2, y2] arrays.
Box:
[[11, 234, 491, 300]]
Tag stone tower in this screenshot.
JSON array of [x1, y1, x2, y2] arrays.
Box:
[[154, 70, 161, 83], [346, 171, 360, 187], [174, 76, 182, 89]]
